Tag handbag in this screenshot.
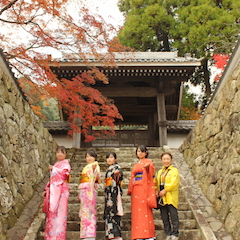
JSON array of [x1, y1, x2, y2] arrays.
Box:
[[154, 168, 170, 209], [42, 185, 50, 213], [154, 196, 165, 209]]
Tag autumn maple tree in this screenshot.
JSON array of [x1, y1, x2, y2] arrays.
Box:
[[0, 0, 124, 141], [212, 54, 230, 82]]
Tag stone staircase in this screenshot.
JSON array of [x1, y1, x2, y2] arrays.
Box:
[[64, 147, 202, 240], [19, 147, 232, 240]]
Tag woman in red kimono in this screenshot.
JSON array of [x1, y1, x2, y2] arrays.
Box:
[[43, 146, 71, 240], [128, 145, 156, 240]]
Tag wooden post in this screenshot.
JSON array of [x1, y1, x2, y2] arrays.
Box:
[[157, 93, 168, 147], [73, 131, 81, 148], [72, 108, 81, 149], [148, 114, 154, 146]]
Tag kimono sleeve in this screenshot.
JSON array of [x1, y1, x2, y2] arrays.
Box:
[[127, 170, 134, 195]]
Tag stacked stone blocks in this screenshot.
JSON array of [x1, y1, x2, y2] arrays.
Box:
[[0, 66, 57, 240], [180, 63, 240, 239]]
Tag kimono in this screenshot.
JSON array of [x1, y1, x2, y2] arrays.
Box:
[[44, 159, 71, 240], [78, 161, 101, 239], [128, 158, 156, 240], [104, 163, 124, 239]]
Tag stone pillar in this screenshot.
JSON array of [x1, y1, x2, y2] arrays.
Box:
[[157, 93, 168, 146]]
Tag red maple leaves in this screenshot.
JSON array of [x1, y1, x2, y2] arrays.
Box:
[[212, 54, 229, 82], [1, 0, 125, 141]]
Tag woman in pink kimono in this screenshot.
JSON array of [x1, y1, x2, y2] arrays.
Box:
[[78, 148, 101, 240], [43, 146, 71, 240]]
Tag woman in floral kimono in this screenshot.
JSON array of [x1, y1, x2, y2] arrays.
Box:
[[128, 145, 156, 240], [43, 146, 71, 240], [78, 149, 101, 240], [104, 152, 124, 240]]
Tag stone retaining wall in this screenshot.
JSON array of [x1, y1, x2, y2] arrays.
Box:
[[179, 63, 240, 239], [0, 64, 57, 240]]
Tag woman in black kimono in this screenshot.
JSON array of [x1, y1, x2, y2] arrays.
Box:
[[104, 152, 124, 240]]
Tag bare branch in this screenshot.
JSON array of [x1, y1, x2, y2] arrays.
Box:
[[0, 0, 19, 15]]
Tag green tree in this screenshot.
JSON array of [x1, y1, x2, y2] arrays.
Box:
[[118, 0, 240, 99], [35, 98, 60, 121], [180, 85, 201, 120], [118, 0, 177, 51]]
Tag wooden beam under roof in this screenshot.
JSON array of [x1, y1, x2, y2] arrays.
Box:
[[95, 86, 176, 97]]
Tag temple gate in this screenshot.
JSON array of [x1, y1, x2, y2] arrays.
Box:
[[47, 52, 202, 147]]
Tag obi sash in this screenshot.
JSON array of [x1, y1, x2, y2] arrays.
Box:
[[135, 171, 143, 181], [80, 173, 90, 183], [105, 177, 112, 187]]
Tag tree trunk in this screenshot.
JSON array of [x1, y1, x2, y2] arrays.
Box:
[[162, 32, 170, 51], [202, 58, 211, 100]]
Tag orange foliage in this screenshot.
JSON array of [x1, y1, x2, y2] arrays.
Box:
[[180, 107, 201, 120], [108, 37, 133, 52], [0, 0, 124, 141], [30, 105, 47, 119], [44, 71, 123, 141]]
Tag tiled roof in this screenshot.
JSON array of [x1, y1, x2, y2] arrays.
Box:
[[167, 120, 198, 132], [53, 52, 202, 64], [43, 121, 71, 131], [43, 120, 197, 132]]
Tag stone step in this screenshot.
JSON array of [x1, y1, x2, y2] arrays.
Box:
[[67, 209, 194, 222], [69, 148, 163, 159], [69, 169, 133, 178], [68, 183, 187, 196], [66, 219, 197, 232], [69, 162, 164, 171], [62, 229, 202, 240], [69, 174, 132, 183], [67, 147, 163, 159], [68, 202, 191, 215], [67, 194, 187, 204], [70, 155, 136, 163]]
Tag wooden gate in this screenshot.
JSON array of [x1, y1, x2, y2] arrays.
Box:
[[92, 129, 149, 147]]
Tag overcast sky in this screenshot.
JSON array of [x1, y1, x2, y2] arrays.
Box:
[[86, 0, 125, 27]]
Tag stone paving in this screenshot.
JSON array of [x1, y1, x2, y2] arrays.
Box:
[[6, 148, 234, 240], [6, 176, 48, 240]]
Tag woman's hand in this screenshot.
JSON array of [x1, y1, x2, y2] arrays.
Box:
[[144, 162, 150, 172], [92, 164, 97, 171], [42, 191, 46, 198], [144, 163, 150, 168], [114, 170, 120, 182], [48, 165, 53, 171], [159, 189, 167, 197]]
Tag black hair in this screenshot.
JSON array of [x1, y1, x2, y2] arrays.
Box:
[[136, 145, 149, 158], [160, 152, 173, 160], [56, 146, 67, 154], [86, 148, 97, 161], [106, 152, 117, 159]]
